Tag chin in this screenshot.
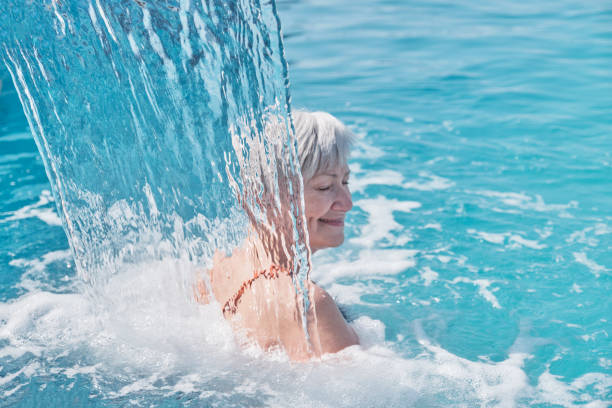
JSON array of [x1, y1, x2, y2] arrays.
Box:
[[329, 236, 344, 247], [312, 235, 344, 251]]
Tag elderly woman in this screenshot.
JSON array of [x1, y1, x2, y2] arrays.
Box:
[[199, 111, 359, 360]]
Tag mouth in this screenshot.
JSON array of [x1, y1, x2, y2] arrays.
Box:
[[318, 218, 344, 227]]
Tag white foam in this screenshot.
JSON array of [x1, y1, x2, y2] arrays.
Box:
[[475, 190, 578, 214], [312, 248, 418, 286], [0, 189, 62, 226], [10, 249, 71, 270], [573, 252, 607, 277], [10, 249, 73, 292], [468, 229, 506, 244], [351, 196, 421, 248], [350, 316, 386, 347], [599, 358, 612, 369], [567, 223, 612, 247], [580, 330, 608, 342], [326, 282, 376, 305], [535, 226, 553, 239], [571, 283, 583, 293], [349, 169, 404, 194], [419, 266, 439, 286], [567, 227, 600, 246], [0, 361, 40, 398], [425, 156, 457, 166], [1, 258, 235, 361], [442, 120, 454, 131], [422, 223, 442, 231], [2, 253, 607, 406], [451, 277, 502, 309], [351, 141, 385, 159], [411, 321, 530, 408], [467, 229, 546, 250], [437, 255, 452, 263], [349, 165, 452, 194], [508, 235, 546, 250], [594, 223, 612, 235], [2, 268, 608, 406], [535, 369, 612, 407], [403, 171, 454, 191]]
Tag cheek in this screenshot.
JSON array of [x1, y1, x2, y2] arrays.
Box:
[[304, 191, 323, 219]]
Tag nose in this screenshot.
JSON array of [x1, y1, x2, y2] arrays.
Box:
[[332, 185, 353, 212]]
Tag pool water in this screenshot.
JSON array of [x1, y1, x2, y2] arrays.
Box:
[[1, 0, 611, 406]]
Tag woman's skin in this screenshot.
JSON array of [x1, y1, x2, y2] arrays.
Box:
[[303, 164, 353, 252], [198, 163, 359, 360]]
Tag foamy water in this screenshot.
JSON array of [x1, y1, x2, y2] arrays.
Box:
[[2, 249, 609, 406], [2, 167, 611, 405], [2, 0, 612, 406]]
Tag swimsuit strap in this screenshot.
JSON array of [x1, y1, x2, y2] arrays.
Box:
[[222, 265, 290, 316]]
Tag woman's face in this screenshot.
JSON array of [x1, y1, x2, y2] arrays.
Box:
[[303, 163, 352, 253]]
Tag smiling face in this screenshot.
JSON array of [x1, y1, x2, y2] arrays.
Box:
[[303, 164, 352, 253]]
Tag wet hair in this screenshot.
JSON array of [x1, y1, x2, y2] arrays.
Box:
[[293, 111, 355, 181]]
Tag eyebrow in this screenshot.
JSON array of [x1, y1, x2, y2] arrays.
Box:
[[316, 170, 350, 178]]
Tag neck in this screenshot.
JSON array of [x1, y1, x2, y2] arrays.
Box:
[[246, 229, 292, 271]]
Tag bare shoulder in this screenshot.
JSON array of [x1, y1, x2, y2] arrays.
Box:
[[310, 284, 341, 314], [308, 283, 359, 354]]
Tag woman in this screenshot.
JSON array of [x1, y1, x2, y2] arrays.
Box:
[[199, 111, 359, 360]]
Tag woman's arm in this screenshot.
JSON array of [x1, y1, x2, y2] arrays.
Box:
[[308, 284, 359, 354]]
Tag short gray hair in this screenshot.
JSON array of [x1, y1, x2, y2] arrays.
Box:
[[292, 110, 355, 181]]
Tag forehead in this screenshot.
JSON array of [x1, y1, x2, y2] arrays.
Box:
[[310, 163, 350, 179]]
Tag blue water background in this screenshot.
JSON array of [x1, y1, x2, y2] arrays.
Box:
[[281, 1, 612, 356], [1, 0, 611, 406], [283, 0, 612, 401]]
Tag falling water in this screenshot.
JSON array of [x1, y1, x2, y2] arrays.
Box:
[[3, 0, 611, 406], [0, 0, 308, 289]]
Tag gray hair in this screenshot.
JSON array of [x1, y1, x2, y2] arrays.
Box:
[[292, 110, 355, 181]]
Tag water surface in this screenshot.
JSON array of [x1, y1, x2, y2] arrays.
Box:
[[1, 0, 611, 406]]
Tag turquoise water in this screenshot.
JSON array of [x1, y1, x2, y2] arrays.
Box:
[[1, 0, 611, 406]]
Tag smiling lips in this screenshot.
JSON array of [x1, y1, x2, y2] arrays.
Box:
[[318, 217, 344, 227]]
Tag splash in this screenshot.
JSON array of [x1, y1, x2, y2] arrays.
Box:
[[0, 0, 308, 291]]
